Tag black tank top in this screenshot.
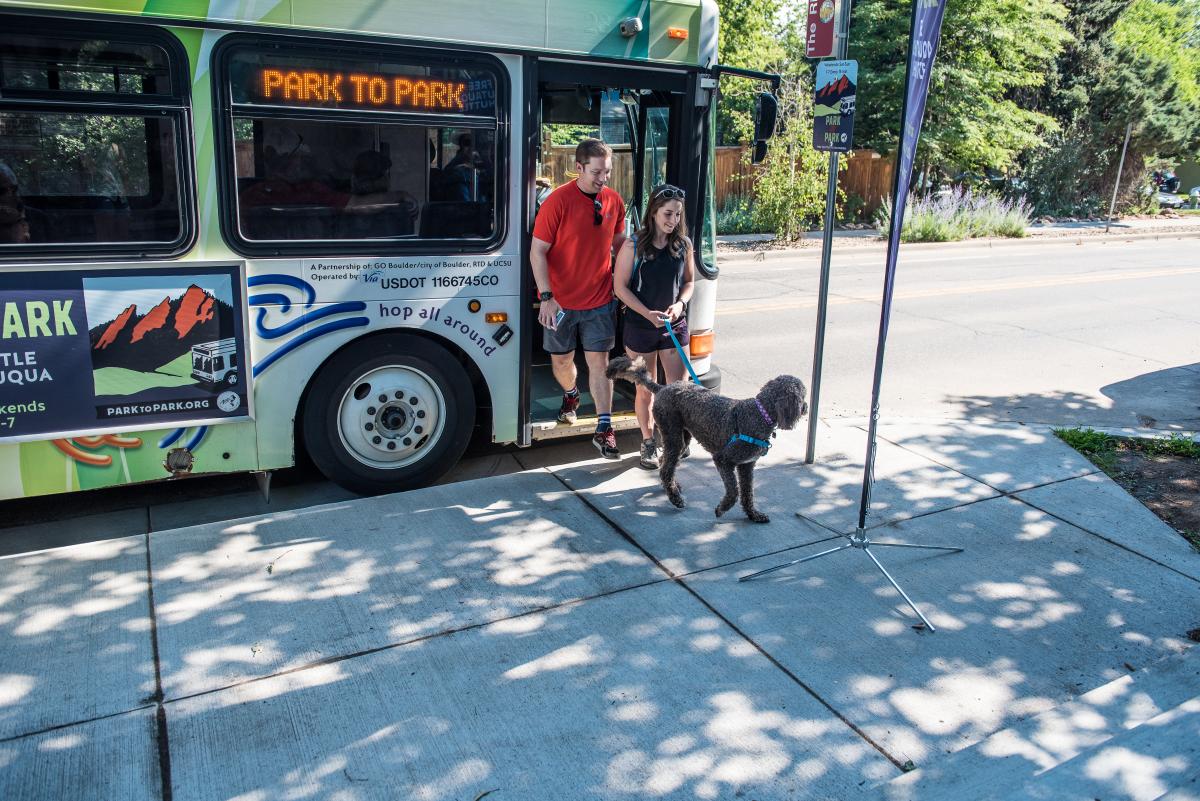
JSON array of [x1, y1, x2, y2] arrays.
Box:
[[624, 241, 685, 330]]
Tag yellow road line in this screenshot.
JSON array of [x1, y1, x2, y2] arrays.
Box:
[[717, 265, 1200, 317]]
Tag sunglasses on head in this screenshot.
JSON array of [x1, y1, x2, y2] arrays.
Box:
[[592, 198, 603, 226], [654, 186, 686, 200]]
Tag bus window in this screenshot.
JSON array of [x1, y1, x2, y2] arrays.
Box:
[[0, 25, 189, 252], [231, 118, 496, 241], [220, 41, 502, 251]]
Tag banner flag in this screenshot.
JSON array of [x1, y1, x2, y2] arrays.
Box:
[[858, 0, 949, 529], [883, 0, 949, 297]]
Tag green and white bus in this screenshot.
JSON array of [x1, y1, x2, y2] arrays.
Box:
[[0, 0, 776, 499]]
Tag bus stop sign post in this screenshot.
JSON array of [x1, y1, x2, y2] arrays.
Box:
[[745, 0, 963, 633], [804, 0, 853, 466]]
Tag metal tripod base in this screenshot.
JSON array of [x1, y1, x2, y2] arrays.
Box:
[[738, 527, 963, 632]]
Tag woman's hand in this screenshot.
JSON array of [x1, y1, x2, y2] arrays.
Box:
[[664, 301, 684, 323], [643, 308, 668, 326]]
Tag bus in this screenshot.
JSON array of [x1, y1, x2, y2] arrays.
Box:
[[0, 0, 777, 500]]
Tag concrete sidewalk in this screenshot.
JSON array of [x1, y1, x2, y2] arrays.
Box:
[[2, 421, 1198, 800]]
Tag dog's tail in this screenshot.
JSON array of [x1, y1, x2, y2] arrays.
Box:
[[606, 355, 663, 393]]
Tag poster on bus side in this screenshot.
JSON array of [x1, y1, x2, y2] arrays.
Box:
[[0, 261, 252, 443]]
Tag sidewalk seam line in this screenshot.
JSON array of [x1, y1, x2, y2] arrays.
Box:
[[868, 431, 1198, 583], [0, 704, 155, 744], [144, 532, 174, 801], [546, 470, 908, 774], [1012, 496, 1200, 586], [160, 577, 671, 707]]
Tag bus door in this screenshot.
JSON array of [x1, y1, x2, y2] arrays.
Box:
[[524, 59, 697, 443]]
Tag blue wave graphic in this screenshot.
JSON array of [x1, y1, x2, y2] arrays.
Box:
[[156, 275, 369, 454]]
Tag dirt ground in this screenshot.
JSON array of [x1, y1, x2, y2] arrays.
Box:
[[1094, 440, 1200, 550]]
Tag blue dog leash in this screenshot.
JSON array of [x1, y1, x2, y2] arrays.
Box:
[[662, 318, 701, 386]]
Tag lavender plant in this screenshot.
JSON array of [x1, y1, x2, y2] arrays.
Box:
[[876, 187, 1032, 242]]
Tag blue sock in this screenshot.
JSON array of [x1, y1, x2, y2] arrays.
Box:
[[596, 413, 611, 432], [565, 386, 580, 399]]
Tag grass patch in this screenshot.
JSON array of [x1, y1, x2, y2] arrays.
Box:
[[1054, 426, 1115, 453], [1054, 426, 1119, 471], [1053, 427, 1199, 460], [156, 352, 194, 379], [93, 353, 197, 396]]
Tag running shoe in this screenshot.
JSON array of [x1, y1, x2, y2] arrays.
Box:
[[639, 438, 659, 470], [593, 427, 620, 459], [557, 393, 580, 425]]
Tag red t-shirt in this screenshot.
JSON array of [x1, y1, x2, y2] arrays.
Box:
[[532, 182, 626, 311]]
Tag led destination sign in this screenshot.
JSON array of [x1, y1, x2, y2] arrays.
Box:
[[244, 65, 496, 116], [258, 69, 467, 111]]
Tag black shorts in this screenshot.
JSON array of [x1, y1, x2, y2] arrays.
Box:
[[623, 317, 689, 354]]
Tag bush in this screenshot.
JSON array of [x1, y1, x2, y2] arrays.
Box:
[[716, 196, 768, 235], [839, 192, 868, 224], [876, 187, 1033, 243], [749, 74, 833, 241]]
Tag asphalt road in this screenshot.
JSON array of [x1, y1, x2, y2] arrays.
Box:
[[3, 234, 1197, 546], [715, 235, 1200, 429]]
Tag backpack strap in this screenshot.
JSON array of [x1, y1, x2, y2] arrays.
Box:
[[628, 233, 643, 291]]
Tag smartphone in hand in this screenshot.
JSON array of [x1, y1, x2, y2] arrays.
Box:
[[553, 309, 566, 329]]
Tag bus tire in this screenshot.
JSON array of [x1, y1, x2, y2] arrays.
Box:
[[301, 335, 475, 495]]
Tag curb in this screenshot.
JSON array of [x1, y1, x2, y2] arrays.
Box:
[[716, 227, 1200, 264]]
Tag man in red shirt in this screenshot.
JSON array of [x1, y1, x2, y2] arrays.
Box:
[[531, 139, 627, 458]]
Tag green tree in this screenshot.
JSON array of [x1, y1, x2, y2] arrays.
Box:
[[749, 72, 832, 241], [715, 0, 787, 144], [850, 0, 1071, 182], [1023, 0, 1200, 214]]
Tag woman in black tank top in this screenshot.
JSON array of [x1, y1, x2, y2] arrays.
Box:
[[613, 184, 696, 469]]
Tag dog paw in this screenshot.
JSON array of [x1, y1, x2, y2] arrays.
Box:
[[747, 510, 770, 524], [715, 497, 736, 517], [668, 494, 686, 509]]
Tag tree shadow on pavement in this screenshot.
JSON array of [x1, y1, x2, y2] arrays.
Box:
[[944, 363, 1200, 429]]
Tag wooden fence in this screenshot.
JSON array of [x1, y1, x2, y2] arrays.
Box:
[[542, 144, 894, 216], [838, 150, 894, 217]]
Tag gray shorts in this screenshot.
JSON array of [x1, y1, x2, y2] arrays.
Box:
[[543, 299, 617, 353]]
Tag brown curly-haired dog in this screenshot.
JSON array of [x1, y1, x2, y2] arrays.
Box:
[[607, 356, 808, 523]]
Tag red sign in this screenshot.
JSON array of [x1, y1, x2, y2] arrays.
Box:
[[806, 0, 837, 59]]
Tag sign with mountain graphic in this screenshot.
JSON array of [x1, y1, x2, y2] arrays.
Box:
[[813, 60, 857, 153], [0, 262, 250, 443]]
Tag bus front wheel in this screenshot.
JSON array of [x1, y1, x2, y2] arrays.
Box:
[[302, 335, 474, 495]]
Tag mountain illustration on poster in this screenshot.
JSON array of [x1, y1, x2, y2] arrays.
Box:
[[82, 275, 238, 398], [813, 72, 857, 117]]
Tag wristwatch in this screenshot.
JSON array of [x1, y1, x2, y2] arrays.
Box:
[[539, 290, 554, 301]]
